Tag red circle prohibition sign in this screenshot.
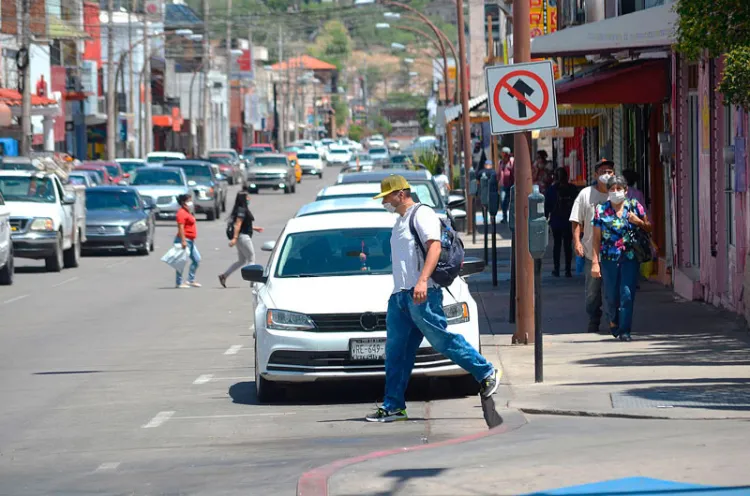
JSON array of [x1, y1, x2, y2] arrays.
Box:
[[493, 70, 549, 126]]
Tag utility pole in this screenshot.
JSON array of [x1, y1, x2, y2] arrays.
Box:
[[277, 25, 285, 149], [106, 0, 116, 160], [20, 0, 31, 156], [511, 0, 534, 344], [456, 0, 473, 234], [247, 16, 254, 145], [127, 0, 135, 157], [293, 48, 299, 142], [200, 0, 211, 155], [143, 18, 152, 154], [225, 0, 232, 151]]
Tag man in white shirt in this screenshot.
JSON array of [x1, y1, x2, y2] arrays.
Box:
[[366, 175, 498, 423], [570, 159, 615, 333]]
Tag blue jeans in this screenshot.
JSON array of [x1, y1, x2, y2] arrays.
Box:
[[584, 258, 604, 326], [174, 237, 200, 285], [383, 288, 494, 412], [501, 186, 512, 221], [600, 259, 640, 335]]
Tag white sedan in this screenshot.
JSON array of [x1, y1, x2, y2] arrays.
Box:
[[241, 210, 485, 402], [296, 151, 324, 178]]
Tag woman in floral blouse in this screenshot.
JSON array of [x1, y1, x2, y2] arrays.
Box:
[[591, 175, 651, 341]]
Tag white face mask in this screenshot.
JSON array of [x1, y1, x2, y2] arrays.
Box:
[[598, 173, 612, 185], [185, 201, 194, 210], [609, 191, 626, 204], [383, 202, 397, 214]]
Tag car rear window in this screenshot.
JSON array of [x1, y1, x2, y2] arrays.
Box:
[[131, 169, 183, 186], [253, 157, 288, 166], [297, 153, 319, 159]]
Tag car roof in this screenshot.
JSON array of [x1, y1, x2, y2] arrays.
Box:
[[254, 153, 287, 158], [116, 158, 145, 163], [317, 183, 381, 197], [86, 185, 138, 193], [170, 160, 212, 167], [0, 170, 52, 178], [135, 165, 184, 173], [147, 151, 185, 157], [295, 197, 385, 217], [284, 210, 396, 234], [338, 170, 431, 183], [2, 156, 31, 163]]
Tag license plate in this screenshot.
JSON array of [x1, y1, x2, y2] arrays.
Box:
[[349, 338, 386, 361]]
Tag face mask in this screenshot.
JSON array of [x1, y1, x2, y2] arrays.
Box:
[[598, 173, 612, 185], [383, 202, 397, 214], [185, 201, 194, 210], [609, 191, 626, 204]]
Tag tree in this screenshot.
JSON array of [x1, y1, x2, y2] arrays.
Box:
[[308, 19, 353, 71], [348, 124, 364, 143], [676, 0, 750, 109]]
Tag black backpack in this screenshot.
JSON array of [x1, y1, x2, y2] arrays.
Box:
[[408, 205, 464, 287], [225, 216, 235, 240], [553, 184, 578, 218]]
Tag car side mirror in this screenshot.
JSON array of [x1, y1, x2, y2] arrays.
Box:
[[62, 193, 76, 205], [123, 173, 130, 178], [241, 264, 268, 284], [448, 195, 465, 209], [460, 257, 485, 277], [142, 197, 155, 210], [261, 241, 276, 252]]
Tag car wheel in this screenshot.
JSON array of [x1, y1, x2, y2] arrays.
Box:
[[63, 231, 81, 268], [206, 208, 216, 221], [0, 246, 13, 286], [149, 231, 155, 252], [283, 184, 291, 194], [45, 233, 64, 272], [255, 345, 282, 403], [221, 198, 227, 212], [318, 172, 323, 179], [215, 204, 221, 219]]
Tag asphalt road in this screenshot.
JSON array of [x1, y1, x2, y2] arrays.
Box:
[[0, 170, 487, 495]]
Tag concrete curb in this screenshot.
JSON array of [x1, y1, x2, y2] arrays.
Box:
[[518, 407, 750, 421], [296, 411, 528, 496]]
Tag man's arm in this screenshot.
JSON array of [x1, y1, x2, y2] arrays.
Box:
[[413, 240, 440, 304]]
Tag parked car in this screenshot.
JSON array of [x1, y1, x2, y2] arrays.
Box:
[[75, 163, 112, 184], [145, 151, 186, 165], [0, 171, 86, 272], [367, 146, 390, 164], [296, 151, 324, 178], [69, 169, 104, 186], [0, 157, 43, 171], [239, 209, 485, 401], [207, 154, 241, 185], [83, 161, 125, 185], [83, 186, 155, 255], [66, 171, 97, 188], [326, 145, 352, 166], [208, 164, 229, 212], [116, 158, 146, 182], [388, 139, 401, 151], [129, 166, 190, 219], [245, 153, 296, 194], [0, 190, 13, 284], [243, 143, 275, 155], [171, 160, 223, 220]]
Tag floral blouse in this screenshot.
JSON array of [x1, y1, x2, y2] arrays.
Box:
[[592, 199, 646, 262]]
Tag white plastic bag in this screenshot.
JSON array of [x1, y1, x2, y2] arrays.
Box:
[[161, 244, 188, 272]]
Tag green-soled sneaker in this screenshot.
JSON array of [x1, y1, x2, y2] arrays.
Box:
[[365, 406, 408, 423]]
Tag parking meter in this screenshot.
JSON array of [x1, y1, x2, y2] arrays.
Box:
[[488, 177, 499, 217], [468, 168, 478, 196], [528, 185, 548, 259], [480, 174, 490, 207]]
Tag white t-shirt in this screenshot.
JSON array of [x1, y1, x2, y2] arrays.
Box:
[[569, 185, 609, 260], [391, 203, 441, 294]]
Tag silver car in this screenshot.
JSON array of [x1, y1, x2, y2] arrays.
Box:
[[171, 160, 223, 221], [245, 154, 297, 194], [129, 166, 189, 219]]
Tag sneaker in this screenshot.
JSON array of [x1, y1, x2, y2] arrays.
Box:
[[619, 333, 632, 342], [187, 281, 201, 288], [218, 274, 227, 288], [365, 406, 408, 423], [177, 283, 190, 289], [480, 369, 501, 398], [552, 270, 560, 277]]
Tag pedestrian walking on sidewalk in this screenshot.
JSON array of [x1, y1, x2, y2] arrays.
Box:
[[218, 188, 264, 288], [366, 175, 499, 423], [570, 158, 614, 332], [545, 167, 578, 277], [497, 147, 514, 223], [591, 175, 651, 341], [175, 194, 201, 288]]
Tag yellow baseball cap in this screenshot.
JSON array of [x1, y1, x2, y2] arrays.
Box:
[[373, 174, 411, 199]]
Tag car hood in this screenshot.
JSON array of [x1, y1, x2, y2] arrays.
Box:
[[297, 158, 322, 166], [86, 209, 146, 225], [6, 201, 59, 219], [266, 274, 394, 314], [248, 166, 288, 174], [132, 185, 188, 197]]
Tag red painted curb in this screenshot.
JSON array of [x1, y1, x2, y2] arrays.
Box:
[[297, 418, 525, 496]]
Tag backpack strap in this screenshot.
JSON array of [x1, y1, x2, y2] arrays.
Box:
[[408, 204, 426, 259]]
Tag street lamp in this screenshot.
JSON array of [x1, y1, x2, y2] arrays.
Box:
[[391, 42, 406, 50], [375, 23, 390, 29], [383, 11, 401, 19]]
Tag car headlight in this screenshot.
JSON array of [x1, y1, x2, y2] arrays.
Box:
[[29, 218, 54, 231], [443, 302, 469, 324], [266, 309, 316, 331], [129, 220, 148, 233]]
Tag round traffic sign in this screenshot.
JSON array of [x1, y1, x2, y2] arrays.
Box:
[[493, 69, 550, 127]]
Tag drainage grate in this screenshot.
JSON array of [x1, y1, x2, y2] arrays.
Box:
[[611, 385, 750, 410]]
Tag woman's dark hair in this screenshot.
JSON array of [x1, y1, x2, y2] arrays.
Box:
[[435, 166, 444, 175], [555, 167, 568, 183], [622, 169, 639, 187], [177, 193, 191, 206], [231, 190, 249, 217], [537, 150, 548, 160], [606, 175, 629, 191]]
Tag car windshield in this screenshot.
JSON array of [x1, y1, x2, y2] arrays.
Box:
[[275, 228, 393, 278], [86, 190, 141, 211], [131, 169, 183, 186], [330, 149, 347, 155], [284, 147, 301, 152], [68, 176, 88, 186], [297, 153, 319, 159], [101, 164, 119, 177], [176, 164, 212, 183], [253, 156, 287, 167], [147, 155, 180, 163], [243, 148, 263, 156], [0, 176, 56, 203], [208, 156, 232, 164], [370, 148, 387, 155], [391, 155, 410, 163], [0, 162, 36, 171], [118, 161, 143, 174]]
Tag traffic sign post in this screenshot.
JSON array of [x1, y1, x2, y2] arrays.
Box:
[[484, 60, 559, 136]]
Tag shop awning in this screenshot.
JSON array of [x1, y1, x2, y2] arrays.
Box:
[[444, 94, 488, 123], [152, 115, 173, 127], [530, 2, 677, 58], [48, 16, 90, 40], [556, 60, 669, 105]]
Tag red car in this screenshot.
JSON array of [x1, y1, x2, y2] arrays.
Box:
[[83, 161, 125, 184], [75, 163, 113, 184]]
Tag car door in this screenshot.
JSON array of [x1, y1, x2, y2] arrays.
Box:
[[54, 177, 74, 246], [0, 191, 9, 266]]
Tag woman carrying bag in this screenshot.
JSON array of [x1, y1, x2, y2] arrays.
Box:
[[218, 189, 264, 288], [175, 194, 201, 288], [591, 175, 652, 341]]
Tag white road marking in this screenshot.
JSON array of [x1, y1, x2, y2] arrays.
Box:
[[104, 260, 129, 269], [142, 410, 175, 428], [192, 374, 214, 384], [224, 345, 243, 355], [3, 294, 29, 304], [173, 412, 297, 420], [95, 462, 121, 472], [52, 277, 79, 288]]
